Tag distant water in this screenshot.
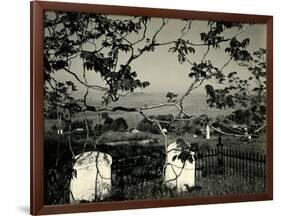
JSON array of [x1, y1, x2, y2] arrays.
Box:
[[77, 92, 234, 129]]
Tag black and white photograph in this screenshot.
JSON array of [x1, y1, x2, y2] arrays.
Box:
[[43, 10, 268, 205]]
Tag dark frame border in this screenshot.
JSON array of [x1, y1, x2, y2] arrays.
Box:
[[30, 1, 273, 215]]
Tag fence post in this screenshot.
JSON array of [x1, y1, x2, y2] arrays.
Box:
[[217, 135, 224, 174]]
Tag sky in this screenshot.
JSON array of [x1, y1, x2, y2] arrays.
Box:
[[47, 12, 266, 97]]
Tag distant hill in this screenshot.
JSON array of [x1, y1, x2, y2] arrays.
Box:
[[78, 92, 234, 129]]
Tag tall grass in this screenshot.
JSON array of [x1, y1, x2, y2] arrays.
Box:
[[106, 172, 265, 202]]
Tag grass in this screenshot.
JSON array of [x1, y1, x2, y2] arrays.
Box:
[[105, 171, 265, 202], [194, 172, 265, 196], [100, 131, 153, 143]]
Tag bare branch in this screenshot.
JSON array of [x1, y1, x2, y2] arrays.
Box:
[[152, 18, 169, 43], [254, 123, 266, 133], [132, 21, 148, 45], [220, 57, 233, 71], [68, 122, 75, 158], [201, 45, 210, 62], [164, 161, 186, 184], [63, 67, 108, 91], [209, 124, 245, 137], [180, 20, 193, 39]]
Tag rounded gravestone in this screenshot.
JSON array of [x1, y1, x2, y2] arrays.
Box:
[[165, 141, 195, 192], [70, 151, 112, 203]]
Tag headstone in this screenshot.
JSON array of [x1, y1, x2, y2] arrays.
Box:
[[57, 129, 63, 135], [70, 151, 112, 203], [165, 142, 195, 192], [244, 127, 248, 136], [206, 124, 210, 139]]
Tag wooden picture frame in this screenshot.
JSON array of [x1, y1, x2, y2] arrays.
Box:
[[31, 1, 273, 215]]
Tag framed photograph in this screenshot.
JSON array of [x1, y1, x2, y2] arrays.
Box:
[[31, 1, 273, 215]]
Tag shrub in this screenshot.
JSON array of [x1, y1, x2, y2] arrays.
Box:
[[44, 135, 74, 205], [137, 117, 160, 134], [194, 128, 203, 136], [191, 118, 204, 127], [101, 131, 151, 143], [102, 116, 114, 131], [111, 117, 128, 132], [171, 120, 192, 135], [137, 114, 176, 134], [156, 114, 174, 122], [156, 114, 174, 132]]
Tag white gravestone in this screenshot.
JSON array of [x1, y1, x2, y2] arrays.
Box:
[[206, 124, 210, 139], [70, 151, 112, 203], [165, 142, 195, 192]]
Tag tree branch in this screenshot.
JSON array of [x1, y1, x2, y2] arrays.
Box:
[[63, 67, 108, 91], [132, 21, 148, 45]]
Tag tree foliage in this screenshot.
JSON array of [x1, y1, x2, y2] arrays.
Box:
[[205, 48, 266, 131], [44, 12, 154, 112]]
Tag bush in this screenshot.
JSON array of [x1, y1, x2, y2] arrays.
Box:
[[101, 131, 151, 143], [156, 114, 174, 122], [137, 117, 160, 134], [191, 118, 204, 127], [102, 116, 114, 131], [100, 113, 129, 132], [194, 128, 202, 136], [137, 114, 176, 134], [171, 120, 192, 135], [111, 117, 128, 132], [44, 135, 74, 205], [157, 114, 174, 132]]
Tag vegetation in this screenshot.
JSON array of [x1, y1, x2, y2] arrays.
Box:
[[110, 117, 128, 132], [137, 116, 162, 134], [107, 173, 265, 201], [44, 135, 74, 204], [100, 131, 152, 143]]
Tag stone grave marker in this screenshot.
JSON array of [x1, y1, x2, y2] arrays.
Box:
[[70, 151, 112, 203], [165, 141, 195, 192]]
